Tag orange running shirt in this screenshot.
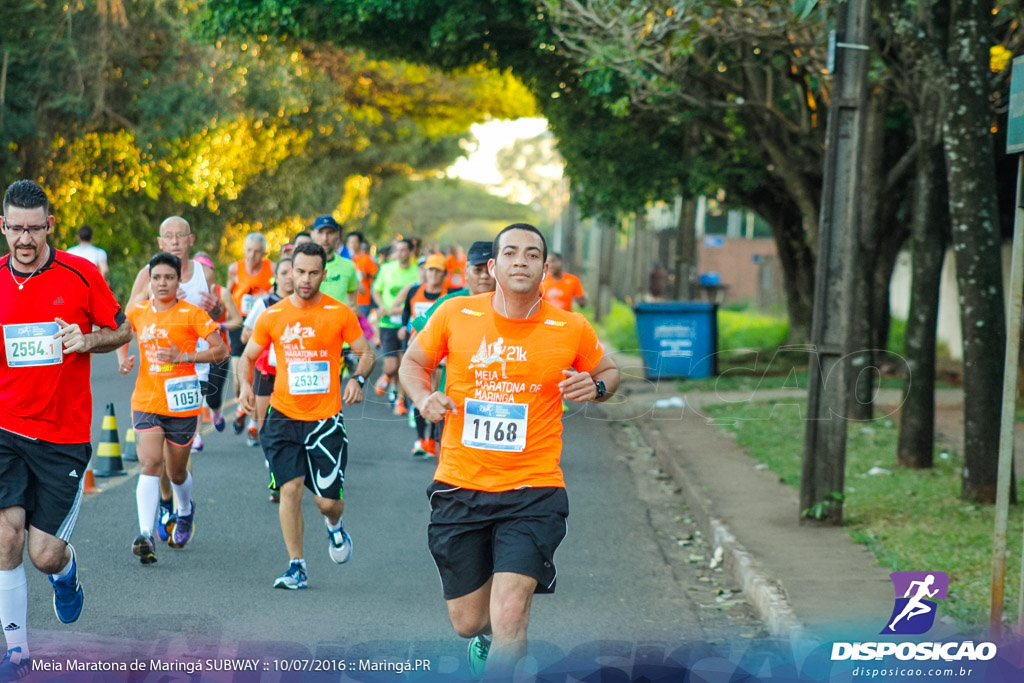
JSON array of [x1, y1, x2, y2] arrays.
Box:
[[415, 292, 604, 492], [542, 272, 585, 312], [353, 253, 379, 307], [127, 300, 219, 417], [446, 253, 467, 290], [251, 294, 363, 421], [231, 258, 274, 318]]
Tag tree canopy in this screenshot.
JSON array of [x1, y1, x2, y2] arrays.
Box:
[[1, 0, 536, 298]]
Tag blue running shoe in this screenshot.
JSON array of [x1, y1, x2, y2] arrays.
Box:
[[212, 410, 226, 432], [169, 502, 195, 549], [157, 499, 175, 542], [274, 560, 308, 589], [49, 546, 83, 624], [327, 524, 353, 564], [0, 648, 30, 681]]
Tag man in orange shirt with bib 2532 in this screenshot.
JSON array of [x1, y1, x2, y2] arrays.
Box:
[[237, 242, 375, 590]]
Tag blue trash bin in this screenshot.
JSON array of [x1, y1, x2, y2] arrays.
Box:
[[633, 302, 718, 379]]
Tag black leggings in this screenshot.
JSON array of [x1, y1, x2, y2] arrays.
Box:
[[414, 408, 444, 442], [205, 359, 231, 411]]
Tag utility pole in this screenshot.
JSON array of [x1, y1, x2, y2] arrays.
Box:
[[799, 0, 870, 524]]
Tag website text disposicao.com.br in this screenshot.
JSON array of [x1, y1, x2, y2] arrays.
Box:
[[835, 640, 995, 679], [851, 665, 978, 678]]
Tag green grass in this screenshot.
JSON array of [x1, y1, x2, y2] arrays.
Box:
[[703, 399, 1024, 630], [717, 310, 788, 351]]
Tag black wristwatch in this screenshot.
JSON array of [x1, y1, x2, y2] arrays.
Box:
[[593, 379, 607, 400], [352, 374, 366, 388]]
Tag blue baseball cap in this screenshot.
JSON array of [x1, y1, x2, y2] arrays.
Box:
[[311, 215, 341, 232]]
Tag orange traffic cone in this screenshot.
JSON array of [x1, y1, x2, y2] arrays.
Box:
[[83, 468, 100, 494]]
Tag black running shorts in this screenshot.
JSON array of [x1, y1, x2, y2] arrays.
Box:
[[252, 369, 276, 397], [379, 327, 404, 357], [228, 326, 245, 357], [132, 411, 199, 448], [0, 428, 90, 539], [426, 481, 569, 600], [261, 408, 348, 499]]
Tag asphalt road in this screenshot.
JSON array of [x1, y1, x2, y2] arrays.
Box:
[[20, 349, 760, 678]]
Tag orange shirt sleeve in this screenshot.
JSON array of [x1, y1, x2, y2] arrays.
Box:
[[191, 306, 219, 340], [340, 306, 364, 344], [252, 310, 273, 350], [414, 300, 450, 366], [573, 317, 604, 374], [572, 275, 586, 298]]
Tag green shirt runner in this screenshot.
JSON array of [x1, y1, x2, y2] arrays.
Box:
[[319, 254, 359, 304], [373, 261, 419, 329]]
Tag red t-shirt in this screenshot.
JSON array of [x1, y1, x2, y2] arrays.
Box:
[[0, 249, 124, 443]]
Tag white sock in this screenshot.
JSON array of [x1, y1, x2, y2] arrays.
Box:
[[136, 474, 161, 536], [50, 547, 74, 580], [324, 515, 342, 532], [172, 472, 193, 517], [0, 566, 29, 659]]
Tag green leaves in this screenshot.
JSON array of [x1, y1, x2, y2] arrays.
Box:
[[791, 0, 819, 22]]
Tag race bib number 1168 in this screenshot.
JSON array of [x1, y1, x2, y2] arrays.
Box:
[[461, 399, 527, 452]]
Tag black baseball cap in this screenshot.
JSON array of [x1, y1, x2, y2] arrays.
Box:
[[467, 241, 493, 266], [312, 215, 341, 232]]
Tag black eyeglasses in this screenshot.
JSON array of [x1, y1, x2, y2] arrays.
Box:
[[4, 225, 48, 237]]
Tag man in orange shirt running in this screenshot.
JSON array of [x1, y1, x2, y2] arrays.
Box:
[[541, 252, 587, 312], [237, 242, 375, 590], [400, 223, 619, 678], [228, 232, 274, 433], [118, 253, 229, 563]]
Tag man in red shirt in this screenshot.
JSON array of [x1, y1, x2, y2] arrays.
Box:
[[541, 253, 587, 312], [0, 180, 131, 678]]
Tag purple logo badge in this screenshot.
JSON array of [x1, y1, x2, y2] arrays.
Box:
[[881, 571, 949, 635]]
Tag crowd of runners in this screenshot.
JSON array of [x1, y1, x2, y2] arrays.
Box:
[[0, 179, 619, 680]]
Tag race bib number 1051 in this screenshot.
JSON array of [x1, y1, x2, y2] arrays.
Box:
[[165, 375, 202, 413], [461, 399, 528, 452]]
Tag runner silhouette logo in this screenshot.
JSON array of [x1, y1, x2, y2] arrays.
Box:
[[881, 571, 949, 635]]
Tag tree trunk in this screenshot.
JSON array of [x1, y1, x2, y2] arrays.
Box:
[[632, 210, 648, 303], [745, 187, 815, 342], [595, 218, 615, 321], [899, 139, 948, 468], [672, 196, 696, 300], [943, 0, 1006, 503], [562, 186, 579, 275], [849, 86, 889, 421]]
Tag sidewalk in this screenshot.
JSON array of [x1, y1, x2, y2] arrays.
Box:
[[598, 350, 968, 640]]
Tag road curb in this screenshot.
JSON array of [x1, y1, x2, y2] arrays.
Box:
[[640, 423, 805, 639]]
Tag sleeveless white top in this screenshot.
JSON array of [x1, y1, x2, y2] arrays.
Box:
[[179, 259, 212, 380]]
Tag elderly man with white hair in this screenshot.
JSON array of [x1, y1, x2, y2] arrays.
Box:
[[227, 232, 274, 436]]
